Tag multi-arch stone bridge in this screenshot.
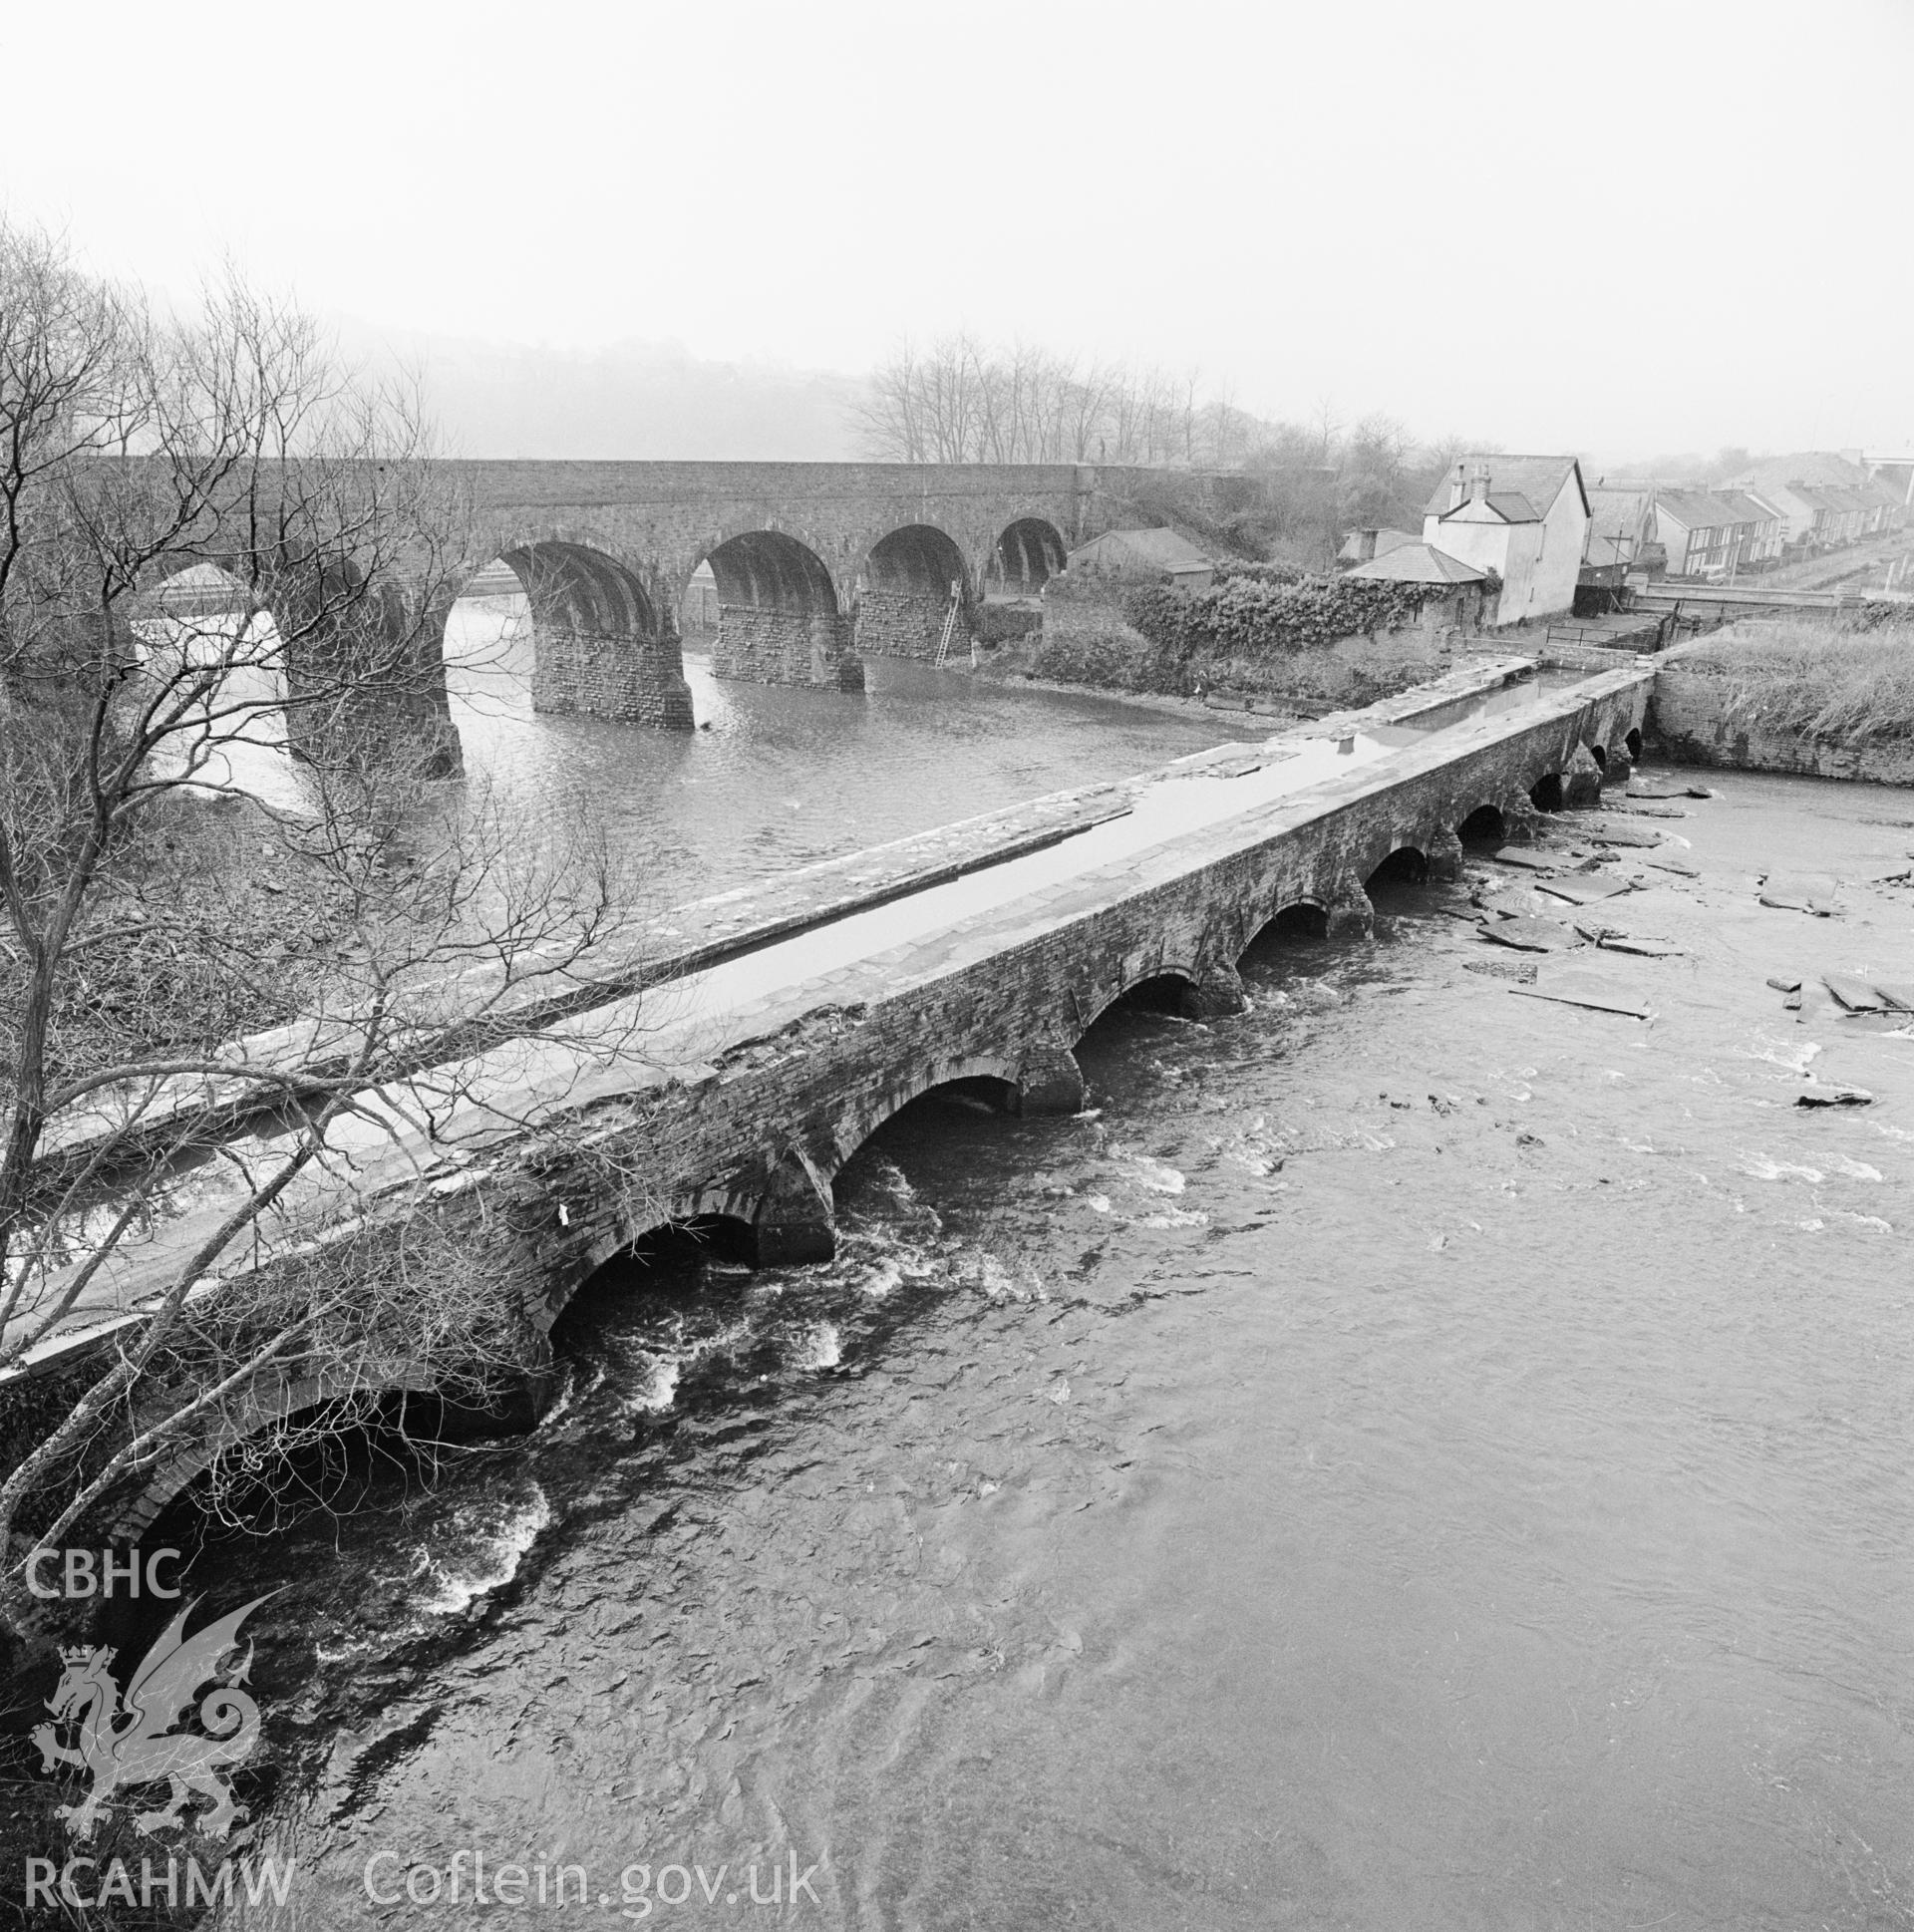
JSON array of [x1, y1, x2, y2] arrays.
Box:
[[147, 461, 1143, 768], [451, 460, 1108, 732], [11, 656, 1656, 1537]]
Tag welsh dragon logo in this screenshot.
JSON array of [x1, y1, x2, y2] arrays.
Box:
[[32, 1593, 275, 1842]]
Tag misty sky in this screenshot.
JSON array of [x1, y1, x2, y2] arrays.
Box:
[[6, 0, 1910, 461]]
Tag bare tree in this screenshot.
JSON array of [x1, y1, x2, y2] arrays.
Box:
[[0, 221, 654, 1632], [854, 336, 1278, 472]]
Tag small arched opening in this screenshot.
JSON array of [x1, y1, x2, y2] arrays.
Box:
[[836, 1074, 1023, 1174], [857, 523, 971, 663], [1242, 901, 1330, 959], [1112, 971, 1203, 1021], [703, 529, 860, 692], [1588, 743, 1608, 772], [1366, 846, 1430, 892], [1530, 773, 1565, 812], [988, 518, 1068, 599], [122, 1370, 475, 1545], [546, 1214, 800, 1420], [1625, 727, 1644, 761], [1457, 804, 1506, 846]]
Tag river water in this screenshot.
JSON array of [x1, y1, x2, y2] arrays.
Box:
[[29, 635, 1914, 1929], [441, 597, 1245, 906]]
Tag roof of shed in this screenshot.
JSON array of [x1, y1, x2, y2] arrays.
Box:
[[1069, 527, 1214, 571], [1337, 526, 1419, 562], [1344, 542, 1487, 585]]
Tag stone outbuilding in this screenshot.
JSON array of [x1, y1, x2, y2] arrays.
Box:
[[1065, 527, 1217, 591], [1342, 540, 1492, 630]]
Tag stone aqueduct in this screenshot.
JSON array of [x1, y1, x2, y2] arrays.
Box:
[[109, 666, 1655, 1536]]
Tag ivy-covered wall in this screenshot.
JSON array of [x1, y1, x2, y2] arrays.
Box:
[[1031, 567, 1471, 701]]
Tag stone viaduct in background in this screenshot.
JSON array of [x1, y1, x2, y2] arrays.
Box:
[[448, 460, 1124, 732]]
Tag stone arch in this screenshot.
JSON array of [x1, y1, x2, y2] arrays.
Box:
[[543, 1211, 762, 1340], [1365, 844, 1430, 890], [702, 529, 862, 692], [1625, 726, 1644, 761], [824, 1049, 1088, 1182], [489, 539, 693, 730], [1241, 899, 1331, 951], [128, 562, 300, 786], [129, 553, 462, 779], [109, 1364, 443, 1540], [1075, 959, 1203, 1038], [855, 523, 972, 662], [1457, 803, 1506, 845], [989, 517, 1068, 596], [1530, 771, 1565, 812]]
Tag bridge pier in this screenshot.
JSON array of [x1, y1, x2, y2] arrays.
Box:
[[530, 623, 695, 729], [1325, 870, 1377, 939], [1602, 739, 1635, 785], [1501, 796, 1547, 842], [711, 608, 865, 692], [1563, 744, 1605, 808], [753, 1148, 838, 1266], [282, 582, 464, 779], [1187, 960, 1250, 1019], [855, 587, 972, 663], [1014, 1046, 1087, 1116], [1427, 825, 1466, 881]]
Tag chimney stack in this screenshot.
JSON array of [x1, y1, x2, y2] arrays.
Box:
[[1357, 528, 1379, 562], [1468, 462, 1490, 504]]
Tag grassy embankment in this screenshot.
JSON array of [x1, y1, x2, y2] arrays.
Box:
[[1676, 617, 1914, 748]]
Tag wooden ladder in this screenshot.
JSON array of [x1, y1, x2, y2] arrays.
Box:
[[934, 583, 962, 667]]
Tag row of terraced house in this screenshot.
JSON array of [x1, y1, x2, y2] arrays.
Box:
[[1338, 447, 1907, 628], [1584, 451, 1907, 585]]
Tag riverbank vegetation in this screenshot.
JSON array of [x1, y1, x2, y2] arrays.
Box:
[[0, 219, 652, 1640], [1676, 616, 1914, 747], [999, 567, 1444, 710]]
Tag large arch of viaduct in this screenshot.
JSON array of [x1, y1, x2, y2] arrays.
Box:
[[106, 673, 1653, 1536], [448, 460, 1106, 733]]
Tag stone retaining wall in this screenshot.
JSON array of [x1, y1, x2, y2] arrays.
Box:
[[1650, 667, 1914, 786]]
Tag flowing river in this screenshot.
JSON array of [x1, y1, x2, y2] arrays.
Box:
[[17, 626, 1914, 1930]]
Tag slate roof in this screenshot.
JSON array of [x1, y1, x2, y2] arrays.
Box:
[[1655, 488, 1762, 531], [1069, 528, 1213, 573], [1585, 486, 1654, 542], [1337, 526, 1419, 563], [1426, 455, 1583, 520], [1344, 542, 1487, 585], [1729, 452, 1872, 492]]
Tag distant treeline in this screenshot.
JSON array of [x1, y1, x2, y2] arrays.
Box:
[[850, 333, 1471, 568]]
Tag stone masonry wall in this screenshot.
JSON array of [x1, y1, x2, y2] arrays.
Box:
[[710, 606, 864, 690], [529, 623, 694, 728], [854, 587, 972, 662], [1650, 667, 1914, 785]]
